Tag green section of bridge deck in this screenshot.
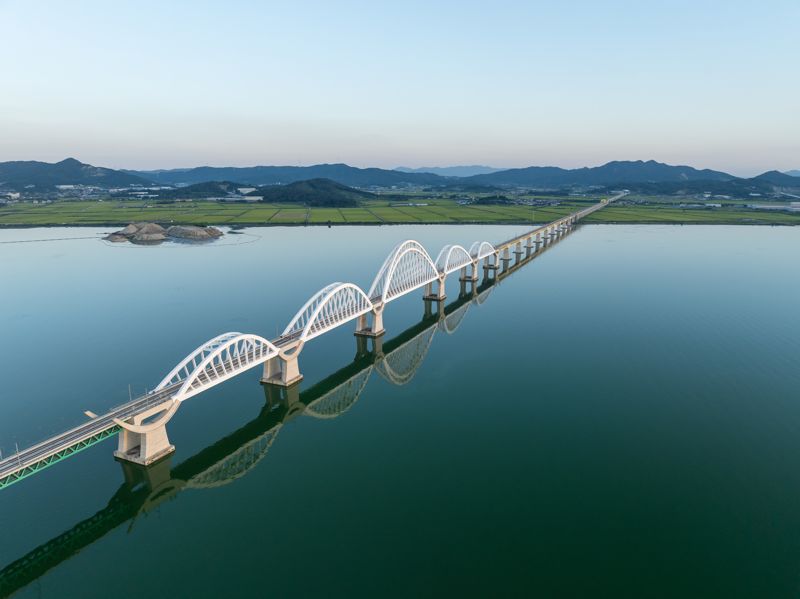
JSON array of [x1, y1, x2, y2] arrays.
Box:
[[0, 194, 619, 495]]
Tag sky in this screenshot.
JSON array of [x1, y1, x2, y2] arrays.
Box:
[[0, 0, 798, 176]]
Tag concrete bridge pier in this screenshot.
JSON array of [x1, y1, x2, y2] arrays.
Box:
[[423, 276, 446, 302], [261, 349, 303, 387], [458, 276, 477, 298], [355, 307, 385, 338], [500, 247, 511, 271], [460, 262, 479, 283], [513, 241, 524, 262], [113, 402, 176, 466], [482, 255, 498, 282]]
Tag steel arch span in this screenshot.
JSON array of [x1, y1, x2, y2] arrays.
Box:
[[469, 241, 496, 260], [369, 240, 439, 304], [282, 282, 373, 343], [435, 244, 473, 275], [156, 332, 279, 402]]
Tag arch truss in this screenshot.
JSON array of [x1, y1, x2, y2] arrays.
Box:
[[282, 282, 373, 343], [434, 244, 474, 275], [469, 241, 496, 260], [369, 240, 439, 304], [156, 332, 279, 402]]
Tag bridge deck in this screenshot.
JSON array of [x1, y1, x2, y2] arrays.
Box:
[[0, 195, 619, 490]]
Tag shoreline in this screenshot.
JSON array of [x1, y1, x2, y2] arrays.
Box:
[[1, 219, 799, 230]]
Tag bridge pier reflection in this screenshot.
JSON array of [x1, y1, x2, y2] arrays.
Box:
[[0, 237, 571, 596]]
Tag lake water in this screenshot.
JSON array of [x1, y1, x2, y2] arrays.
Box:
[[1, 223, 799, 597]]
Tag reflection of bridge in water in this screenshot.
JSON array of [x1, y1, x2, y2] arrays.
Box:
[[0, 194, 620, 490], [0, 230, 569, 597]]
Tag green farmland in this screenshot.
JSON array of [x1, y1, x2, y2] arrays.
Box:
[[1, 198, 799, 227]]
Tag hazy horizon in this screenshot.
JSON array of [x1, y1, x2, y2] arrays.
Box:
[[1, 0, 798, 177]]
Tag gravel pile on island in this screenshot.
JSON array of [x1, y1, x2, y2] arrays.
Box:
[[104, 223, 223, 244], [166, 225, 224, 241]]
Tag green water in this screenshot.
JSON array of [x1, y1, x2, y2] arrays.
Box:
[[1, 224, 799, 598]]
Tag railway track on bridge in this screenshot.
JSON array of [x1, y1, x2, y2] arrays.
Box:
[[0, 194, 621, 491]]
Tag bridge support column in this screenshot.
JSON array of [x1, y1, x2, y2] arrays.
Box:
[[114, 403, 176, 467], [355, 307, 385, 338], [261, 351, 303, 387], [423, 277, 446, 302], [500, 247, 511, 271], [459, 275, 477, 298], [459, 262, 479, 283], [513, 242, 524, 261]]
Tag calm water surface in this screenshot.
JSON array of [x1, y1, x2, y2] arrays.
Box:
[[0, 224, 799, 597]]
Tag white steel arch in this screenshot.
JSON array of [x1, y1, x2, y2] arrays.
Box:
[[368, 240, 439, 304], [434, 244, 474, 275], [282, 282, 373, 343], [469, 241, 496, 260], [156, 332, 279, 402]]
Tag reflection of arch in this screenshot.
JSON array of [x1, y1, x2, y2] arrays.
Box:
[[439, 300, 471, 335], [375, 325, 437, 385], [304, 367, 373, 419], [282, 282, 373, 342], [156, 332, 279, 402], [474, 285, 493, 306], [186, 427, 281, 489], [434, 244, 473, 275], [368, 240, 439, 304]]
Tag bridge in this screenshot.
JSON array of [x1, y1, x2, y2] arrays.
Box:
[[0, 194, 620, 491], [0, 227, 574, 598]]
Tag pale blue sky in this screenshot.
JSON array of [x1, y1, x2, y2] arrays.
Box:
[[0, 0, 797, 175]]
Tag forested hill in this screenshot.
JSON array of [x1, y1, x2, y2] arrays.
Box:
[[252, 178, 375, 207], [464, 160, 735, 187], [0, 158, 149, 189], [127, 163, 446, 188]]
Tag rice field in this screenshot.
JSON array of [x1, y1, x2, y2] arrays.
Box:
[[1, 198, 798, 227]]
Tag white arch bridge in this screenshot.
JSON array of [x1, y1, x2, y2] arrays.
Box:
[[0, 194, 620, 490]]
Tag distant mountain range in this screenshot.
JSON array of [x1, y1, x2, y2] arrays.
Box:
[[785, 170, 800, 177], [395, 165, 503, 177], [2, 158, 799, 195], [125, 163, 444, 187], [0, 158, 148, 189], [464, 160, 734, 187]]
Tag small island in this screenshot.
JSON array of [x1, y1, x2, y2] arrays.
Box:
[[105, 222, 223, 244]]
